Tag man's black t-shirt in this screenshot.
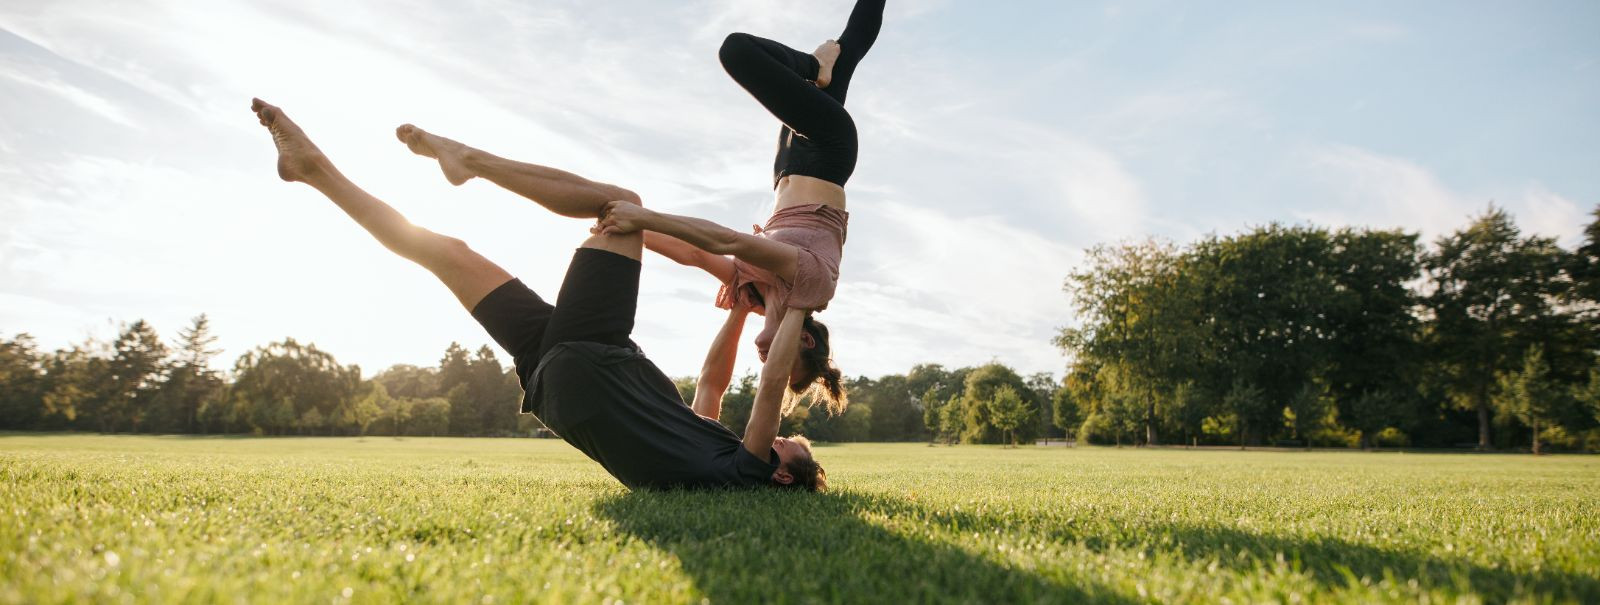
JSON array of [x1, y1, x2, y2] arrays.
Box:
[[529, 341, 779, 489]]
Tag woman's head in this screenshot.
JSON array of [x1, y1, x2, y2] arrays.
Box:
[[788, 314, 848, 416]]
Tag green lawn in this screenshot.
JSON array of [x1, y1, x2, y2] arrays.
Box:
[[1, 435, 1596, 604]]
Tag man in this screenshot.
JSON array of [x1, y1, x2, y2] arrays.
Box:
[[249, 98, 824, 490]]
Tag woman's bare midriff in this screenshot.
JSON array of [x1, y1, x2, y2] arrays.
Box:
[[775, 174, 847, 212]]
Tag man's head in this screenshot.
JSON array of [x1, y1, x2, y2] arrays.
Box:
[[769, 435, 827, 492]]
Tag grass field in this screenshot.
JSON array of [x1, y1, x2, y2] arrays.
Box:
[[1, 435, 1597, 604]]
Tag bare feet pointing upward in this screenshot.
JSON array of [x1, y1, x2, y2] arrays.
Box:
[[395, 124, 474, 186], [251, 98, 336, 185]]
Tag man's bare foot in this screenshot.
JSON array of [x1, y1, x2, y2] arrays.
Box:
[[395, 124, 474, 186], [813, 39, 840, 89], [251, 98, 334, 185]]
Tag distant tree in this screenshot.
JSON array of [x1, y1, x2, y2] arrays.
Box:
[[374, 364, 441, 400], [716, 373, 758, 435], [1159, 381, 1210, 446], [957, 363, 1042, 444], [673, 376, 697, 406], [349, 382, 388, 436], [1347, 390, 1409, 450], [1286, 382, 1330, 448], [95, 320, 168, 433], [1223, 380, 1268, 448], [0, 334, 45, 430], [1569, 206, 1600, 308], [1059, 239, 1205, 446], [1051, 382, 1080, 445], [936, 394, 963, 445], [1425, 206, 1571, 449], [1494, 346, 1571, 455], [1322, 229, 1424, 446], [407, 397, 451, 436], [987, 385, 1032, 447], [39, 344, 106, 428], [229, 338, 360, 435], [152, 314, 225, 433]]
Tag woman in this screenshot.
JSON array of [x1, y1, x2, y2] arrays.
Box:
[[599, 0, 885, 419]]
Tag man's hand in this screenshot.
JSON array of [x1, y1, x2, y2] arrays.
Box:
[[595, 200, 653, 236]]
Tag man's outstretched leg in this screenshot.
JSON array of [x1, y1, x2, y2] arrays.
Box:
[[395, 124, 639, 220], [250, 98, 512, 310]]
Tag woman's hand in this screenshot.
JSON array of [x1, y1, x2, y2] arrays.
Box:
[[595, 201, 654, 236]]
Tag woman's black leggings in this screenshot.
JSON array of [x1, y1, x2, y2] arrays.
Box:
[[718, 0, 885, 188]]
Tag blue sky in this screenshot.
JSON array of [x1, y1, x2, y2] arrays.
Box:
[[1, 0, 1594, 381]]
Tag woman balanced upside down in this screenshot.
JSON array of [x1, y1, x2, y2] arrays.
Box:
[[399, 0, 884, 426]]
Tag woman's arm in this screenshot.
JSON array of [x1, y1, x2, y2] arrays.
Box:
[[644, 232, 737, 284], [741, 310, 808, 461], [600, 202, 799, 283], [692, 305, 750, 420]]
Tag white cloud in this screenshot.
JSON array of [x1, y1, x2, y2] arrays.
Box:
[[0, 64, 140, 129], [1303, 144, 1588, 245]]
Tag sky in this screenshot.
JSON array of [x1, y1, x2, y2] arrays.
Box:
[[1, 0, 1596, 382]]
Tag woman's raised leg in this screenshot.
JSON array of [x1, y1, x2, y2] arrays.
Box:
[[250, 98, 513, 310], [395, 124, 639, 219]]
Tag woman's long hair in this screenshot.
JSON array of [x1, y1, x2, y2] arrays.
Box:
[[787, 314, 848, 416]]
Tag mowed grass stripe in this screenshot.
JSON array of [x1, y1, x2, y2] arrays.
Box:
[[1, 435, 1596, 604]]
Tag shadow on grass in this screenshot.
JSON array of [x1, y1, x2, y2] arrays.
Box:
[[594, 490, 1137, 604], [843, 498, 1599, 602]]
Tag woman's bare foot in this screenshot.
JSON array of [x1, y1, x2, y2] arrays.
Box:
[[813, 39, 840, 89], [395, 124, 474, 186], [250, 98, 334, 185]]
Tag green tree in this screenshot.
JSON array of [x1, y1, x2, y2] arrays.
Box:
[[229, 338, 361, 435], [1223, 380, 1268, 448], [987, 385, 1032, 447], [374, 364, 441, 399], [94, 320, 168, 433], [407, 397, 451, 436], [1494, 346, 1571, 455], [0, 334, 45, 429], [957, 363, 1043, 444], [716, 373, 759, 435], [1059, 239, 1204, 445], [1425, 207, 1570, 449], [1051, 381, 1081, 445], [152, 314, 225, 433], [349, 382, 388, 436], [1286, 382, 1329, 448]]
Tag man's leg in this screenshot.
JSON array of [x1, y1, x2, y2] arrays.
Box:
[[250, 98, 511, 310], [395, 125, 640, 219]]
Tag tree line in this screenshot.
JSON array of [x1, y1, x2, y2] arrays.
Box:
[[0, 317, 536, 437], [3, 205, 1594, 450], [1056, 206, 1600, 452]]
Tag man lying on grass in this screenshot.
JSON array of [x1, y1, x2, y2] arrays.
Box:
[[249, 98, 825, 491]]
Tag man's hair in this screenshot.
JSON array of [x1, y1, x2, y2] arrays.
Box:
[[788, 315, 848, 416], [773, 435, 827, 492]]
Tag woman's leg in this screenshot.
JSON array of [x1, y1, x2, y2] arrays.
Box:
[[250, 98, 513, 311], [719, 32, 855, 151], [395, 124, 639, 219], [821, 0, 886, 104]]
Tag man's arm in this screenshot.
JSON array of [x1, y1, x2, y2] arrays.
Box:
[[741, 310, 807, 461], [599, 202, 799, 283], [692, 305, 749, 420]]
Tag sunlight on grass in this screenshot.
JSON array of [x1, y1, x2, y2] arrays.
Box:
[[1, 435, 1596, 604]]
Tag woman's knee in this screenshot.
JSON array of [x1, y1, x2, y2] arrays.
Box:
[[719, 32, 757, 68]]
